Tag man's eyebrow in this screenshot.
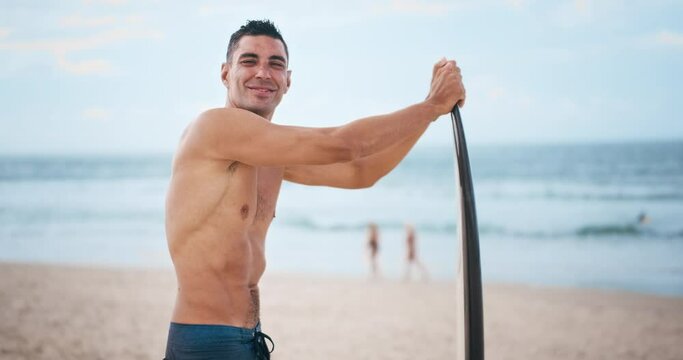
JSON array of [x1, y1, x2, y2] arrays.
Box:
[[238, 53, 259, 60], [238, 53, 287, 64], [269, 55, 286, 63]]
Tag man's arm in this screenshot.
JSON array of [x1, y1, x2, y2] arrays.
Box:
[[283, 58, 464, 188], [185, 102, 437, 167], [182, 58, 461, 168], [283, 120, 428, 188]]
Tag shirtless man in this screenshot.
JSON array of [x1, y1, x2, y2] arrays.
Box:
[[164, 19, 465, 360]]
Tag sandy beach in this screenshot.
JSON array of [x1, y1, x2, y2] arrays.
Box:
[[0, 262, 681, 360]]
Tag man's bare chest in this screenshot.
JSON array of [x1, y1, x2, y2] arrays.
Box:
[[253, 167, 284, 223]]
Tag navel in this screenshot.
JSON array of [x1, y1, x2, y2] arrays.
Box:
[[240, 204, 250, 220], [227, 161, 240, 173]]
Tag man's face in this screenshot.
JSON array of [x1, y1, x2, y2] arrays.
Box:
[[221, 35, 291, 119]]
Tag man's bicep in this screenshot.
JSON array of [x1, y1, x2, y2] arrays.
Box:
[[284, 162, 367, 189], [195, 108, 352, 166], [237, 124, 354, 166]]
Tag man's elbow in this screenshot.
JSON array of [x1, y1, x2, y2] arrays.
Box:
[[327, 137, 359, 164], [352, 160, 379, 189], [324, 128, 362, 163]]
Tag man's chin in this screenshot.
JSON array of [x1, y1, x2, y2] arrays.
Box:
[[242, 104, 274, 118], [232, 97, 281, 117]]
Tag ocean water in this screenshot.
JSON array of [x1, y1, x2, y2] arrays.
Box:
[[1, 141, 682, 296]]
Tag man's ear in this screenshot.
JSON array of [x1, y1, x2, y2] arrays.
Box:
[[221, 62, 230, 87], [284, 69, 292, 93]]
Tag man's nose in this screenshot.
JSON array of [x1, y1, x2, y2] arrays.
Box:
[[255, 65, 271, 79]]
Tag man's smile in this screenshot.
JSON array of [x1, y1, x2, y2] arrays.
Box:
[[246, 85, 277, 95]]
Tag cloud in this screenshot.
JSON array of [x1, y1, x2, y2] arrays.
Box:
[[551, 0, 594, 28], [634, 30, 683, 50], [0, 28, 162, 75], [574, 0, 591, 15], [374, 0, 534, 15], [197, 1, 377, 31], [19, 27, 161, 52], [654, 30, 683, 47], [198, 0, 458, 21], [83, 0, 128, 5], [59, 14, 145, 28], [82, 107, 111, 121], [58, 57, 114, 75], [382, 0, 454, 16], [504, 0, 528, 9], [125, 15, 145, 24], [198, 3, 225, 17], [473, 75, 534, 103], [59, 14, 119, 28], [0, 5, 159, 76], [488, 86, 505, 100]]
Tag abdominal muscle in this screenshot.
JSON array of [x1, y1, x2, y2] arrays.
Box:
[[165, 158, 277, 329], [169, 230, 267, 328]]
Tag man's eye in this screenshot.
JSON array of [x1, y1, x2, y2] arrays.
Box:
[[241, 60, 256, 65], [271, 63, 285, 69]]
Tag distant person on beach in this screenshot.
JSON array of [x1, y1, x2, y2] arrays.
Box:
[[164, 19, 465, 359], [638, 211, 651, 225], [403, 223, 430, 281], [367, 223, 381, 278]]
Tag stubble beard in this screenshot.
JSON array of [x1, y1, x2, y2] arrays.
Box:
[[229, 88, 279, 119]]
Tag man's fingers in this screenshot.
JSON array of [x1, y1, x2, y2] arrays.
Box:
[[448, 62, 464, 106], [442, 60, 456, 73], [434, 61, 454, 80], [431, 58, 466, 109], [434, 59, 461, 78], [433, 57, 447, 77], [437, 60, 460, 78]]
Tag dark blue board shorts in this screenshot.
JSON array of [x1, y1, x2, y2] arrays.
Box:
[[163, 322, 274, 360]]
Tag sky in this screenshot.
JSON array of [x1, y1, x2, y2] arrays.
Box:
[[0, 0, 682, 154]]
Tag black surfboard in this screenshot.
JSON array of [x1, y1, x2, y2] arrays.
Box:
[[451, 106, 485, 360]]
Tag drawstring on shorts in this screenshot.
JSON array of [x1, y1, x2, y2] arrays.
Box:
[[254, 330, 275, 360]]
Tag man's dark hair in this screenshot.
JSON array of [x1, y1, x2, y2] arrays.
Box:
[[226, 19, 289, 63]]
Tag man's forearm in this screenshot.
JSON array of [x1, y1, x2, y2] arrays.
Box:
[[331, 101, 438, 160], [354, 120, 429, 184]]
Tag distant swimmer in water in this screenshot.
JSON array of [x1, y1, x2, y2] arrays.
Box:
[[638, 211, 651, 225], [367, 223, 381, 279], [403, 223, 430, 282]]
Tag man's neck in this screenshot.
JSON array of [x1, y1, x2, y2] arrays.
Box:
[[224, 100, 274, 121]]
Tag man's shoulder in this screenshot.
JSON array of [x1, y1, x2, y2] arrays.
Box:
[[174, 108, 257, 165], [200, 106, 244, 118], [195, 107, 262, 126], [187, 107, 260, 142]]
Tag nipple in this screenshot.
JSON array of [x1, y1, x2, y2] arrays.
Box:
[[240, 204, 250, 220]]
